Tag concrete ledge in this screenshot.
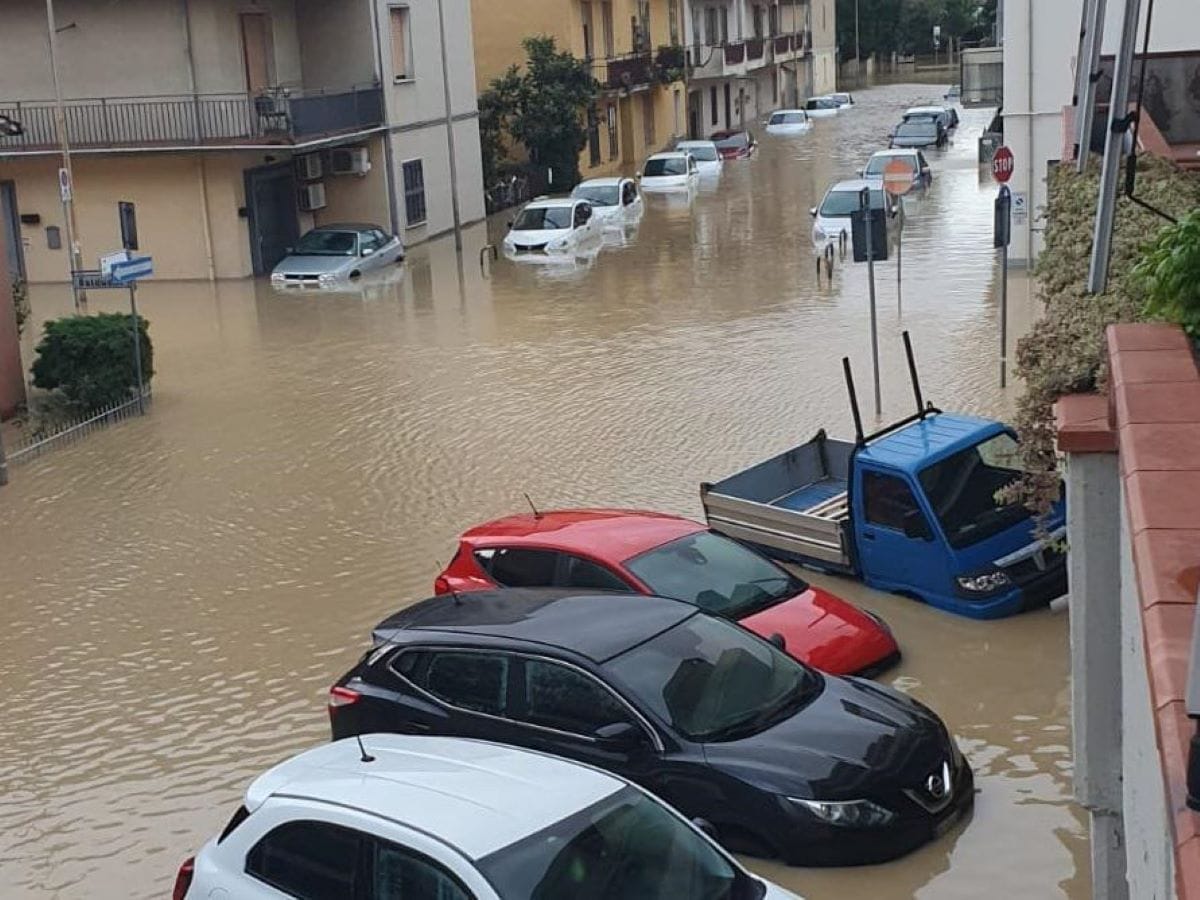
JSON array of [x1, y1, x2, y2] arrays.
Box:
[[1106, 322, 1200, 899]]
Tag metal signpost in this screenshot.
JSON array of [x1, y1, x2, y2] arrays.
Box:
[[882, 160, 914, 311], [857, 187, 881, 418], [992, 146, 1014, 388]]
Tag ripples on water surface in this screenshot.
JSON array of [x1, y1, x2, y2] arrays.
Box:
[[0, 82, 1086, 898]]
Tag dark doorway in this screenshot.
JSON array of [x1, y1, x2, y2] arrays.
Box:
[[0, 182, 25, 280], [723, 82, 732, 128], [244, 163, 299, 276]]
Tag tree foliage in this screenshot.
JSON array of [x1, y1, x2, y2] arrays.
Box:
[[477, 36, 598, 190], [31, 312, 154, 410], [836, 0, 995, 58]]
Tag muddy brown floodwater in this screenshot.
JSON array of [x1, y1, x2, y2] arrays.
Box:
[[0, 82, 1086, 898]]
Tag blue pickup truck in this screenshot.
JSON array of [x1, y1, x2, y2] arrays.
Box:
[[700, 337, 1066, 619]]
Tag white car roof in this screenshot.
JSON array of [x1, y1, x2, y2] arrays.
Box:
[[771, 109, 807, 115], [646, 151, 688, 161], [245, 736, 622, 859], [575, 177, 624, 187], [828, 178, 879, 193], [905, 105, 947, 115], [869, 148, 920, 158], [523, 196, 578, 209], [676, 140, 717, 147]]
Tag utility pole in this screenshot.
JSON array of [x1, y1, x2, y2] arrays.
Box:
[[1087, 0, 1141, 294], [434, 0, 463, 252], [1075, 0, 1108, 172], [854, 0, 860, 67], [45, 0, 86, 311]]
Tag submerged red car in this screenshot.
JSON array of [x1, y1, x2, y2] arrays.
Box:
[[710, 129, 757, 159], [434, 509, 900, 677]]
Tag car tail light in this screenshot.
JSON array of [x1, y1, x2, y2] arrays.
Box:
[[433, 575, 451, 595], [328, 685, 360, 711], [172, 856, 195, 900]]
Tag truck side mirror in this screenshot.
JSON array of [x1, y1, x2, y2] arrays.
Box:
[[902, 510, 933, 541]]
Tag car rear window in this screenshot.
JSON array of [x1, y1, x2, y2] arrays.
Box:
[[679, 144, 718, 161], [644, 157, 687, 176]]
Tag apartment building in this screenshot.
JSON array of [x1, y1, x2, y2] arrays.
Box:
[[0, 0, 485, 283], [472, 0, 687, 182], [1003, 0, 1200, 265], [681, 0, 835, 139]]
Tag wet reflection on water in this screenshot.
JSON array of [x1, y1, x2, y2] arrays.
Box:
[[0, 82, 1084, 898]]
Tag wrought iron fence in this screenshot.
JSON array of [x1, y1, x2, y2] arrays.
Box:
[[0, 84, 383, 150], [5, 390, 150, 467]]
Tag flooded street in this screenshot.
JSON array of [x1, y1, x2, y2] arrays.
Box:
[[0, 82, 1085, 898]]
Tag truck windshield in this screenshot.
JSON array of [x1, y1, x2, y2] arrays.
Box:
[[918, 432, 1030, 548], [625, 531, 806, 619], [605, 614, 819, 742], [479, 786, 762, 900]]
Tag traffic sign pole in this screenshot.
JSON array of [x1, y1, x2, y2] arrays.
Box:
[[129, 282, 145, 413], [860, 187, 881, 418], [882, 159, 914, 314], [992, 146, 1014, 389]]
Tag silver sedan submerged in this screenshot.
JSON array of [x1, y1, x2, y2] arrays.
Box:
[[271, 224, 404, 287]]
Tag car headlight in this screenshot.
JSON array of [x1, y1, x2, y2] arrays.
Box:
[[789, 797, 896, 828], [270, 272, 285, 282], [956, 570, 1012, 593], [318, 272, 338, 283]]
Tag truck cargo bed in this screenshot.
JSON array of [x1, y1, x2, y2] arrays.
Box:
[[701, 431, 855, 572]]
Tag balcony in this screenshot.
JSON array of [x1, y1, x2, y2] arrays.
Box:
[[690, 43, 747, 80], [745, 37, 767, 69], [0, 83, 384, 152], [597, 53, 655, 91]]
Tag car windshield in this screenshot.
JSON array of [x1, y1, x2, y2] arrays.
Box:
[[293, 231, 358, 256], [865, 155, 916, 175], [572, 185, 620, 206], [918, 432, 1031, 548], [644, 157, 688, 176], [833, 93, 852, 103], [805, 98, 834, 110], [897, 120, 937, 138], [606, 614, 818, 742], [479, 786, 761, 900], [712, 132, 749, 149], [679, 144, 718, 162], [819, 188, 886, 217], [625, 531, 806, 618], [513, 206, 573, 230], [770, 112, 806, 125]]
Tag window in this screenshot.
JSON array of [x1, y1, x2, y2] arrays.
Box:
[[581, 1, 594, 58], [719, 6, 728, 43], [587, 105, 601, 167], [709, 86, 718, 125], [560, 554, 632, 591], [704, 7, 718, 44], [607, 104, 618, 159], [521, 659, 635, 735], [422, 651, 509, 715], [373, 840, 473, 900], [601, 1, 614, 55], [389, 6, 413, 81], [919, 432, 1031, 548], [478, 547, 558, 587], [862, 472, 922, 531], [402, 159, 426, 226], [668, 0, 679, 44], [247, 821, 361, 899], [753, 5, 764, 38], [642, 93, 655, 146]]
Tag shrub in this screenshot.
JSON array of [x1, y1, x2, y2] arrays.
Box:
[[12, 277, 29, 336], [1003, 155, 1200, 518], [31, 312, 153, 410], [1134, 209, 1200, 335]]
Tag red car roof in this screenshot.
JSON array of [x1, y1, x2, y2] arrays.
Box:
[[460, 509, 705, 563]]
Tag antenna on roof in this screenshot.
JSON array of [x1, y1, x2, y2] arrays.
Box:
[[355, 734, 375, 764], [523, 492, 542, 519]]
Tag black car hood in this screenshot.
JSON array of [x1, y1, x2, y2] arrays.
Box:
[[701, 676, 954, 799]]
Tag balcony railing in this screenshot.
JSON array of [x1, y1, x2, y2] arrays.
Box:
[[0, 84, 384, 151], [599, 53, 655, 91], [723, 42, 745, 65], [774, 34, 794, 54], [746, 37, 765, 60]]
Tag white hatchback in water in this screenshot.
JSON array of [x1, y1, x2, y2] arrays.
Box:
[[502, 197, 599, 256], [639, 151, 699, 191], [765, 109, 813, 135], [810, 178, 900, 251], [674, 139, 724, 177], [175, 735, 806, 900], [570, 177, 643, 226]]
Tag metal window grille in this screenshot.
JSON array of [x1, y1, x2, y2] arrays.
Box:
[[403, 159, 426, 226]]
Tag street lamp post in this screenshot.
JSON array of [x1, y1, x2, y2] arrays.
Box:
[[44, 0, 86, 311], [854, 0, 860, 68]]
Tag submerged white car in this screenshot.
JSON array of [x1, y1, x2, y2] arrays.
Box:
[[860, 148, 933, 191], [639, 151, 699, 191], [502, 197, 599, 256], [674, 140, 724, 177], [765, 109, 813, 135], [270, 223, 404, 286], [810, 178, 900, 250], [803, 96, 841, 118], [570, 177, 643, 226], [830, 92, 855, 108], [175, 735, 806, 900]]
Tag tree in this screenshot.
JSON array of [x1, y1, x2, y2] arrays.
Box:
[[478, 36, 598, 191]]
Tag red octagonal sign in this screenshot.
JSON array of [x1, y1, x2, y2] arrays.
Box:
[[992, 146, 1014, 183]]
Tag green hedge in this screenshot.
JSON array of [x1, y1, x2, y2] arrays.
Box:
[[31, 312, 154, 410]]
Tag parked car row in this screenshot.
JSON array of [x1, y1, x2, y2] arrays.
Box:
[[765, 92, 853, 136], [889, 104, 960, 149]]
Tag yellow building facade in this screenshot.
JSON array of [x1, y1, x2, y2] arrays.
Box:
[[471, 0, 688, 181]]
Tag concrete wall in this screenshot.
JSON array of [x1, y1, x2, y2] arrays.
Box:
[[315, 135, 391, 228], [296, 0, 378, 89], [1119, 489, 1175, 899], [470, 0, 575, 92]]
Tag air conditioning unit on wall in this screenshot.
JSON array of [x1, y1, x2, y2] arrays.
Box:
[[298, 182, 327, 211], [330, 146, 371, 175], [296, 153, 323, 181]]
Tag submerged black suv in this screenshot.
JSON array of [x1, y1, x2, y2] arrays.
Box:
[[329, 589, 973, 866]]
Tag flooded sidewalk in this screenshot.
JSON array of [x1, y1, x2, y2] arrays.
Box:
[[0, 83, 1085, 898]]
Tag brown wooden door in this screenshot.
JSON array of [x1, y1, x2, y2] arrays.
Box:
[[240, 13, 271, 94]]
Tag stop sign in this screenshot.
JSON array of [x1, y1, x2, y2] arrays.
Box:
[[883, 159, 915, 196], [992, 146, 1014, 183]]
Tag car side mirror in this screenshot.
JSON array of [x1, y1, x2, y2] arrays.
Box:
[[857, 168, 864, 177], [809, 207, 817, 217], [594, 721, 642, 750], [902, 510, 933, 541], [361, 246, 375, 256], [768, 632, 787, 651]]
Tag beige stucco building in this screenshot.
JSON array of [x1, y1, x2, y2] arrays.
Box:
[[0, 0, 486, 283]]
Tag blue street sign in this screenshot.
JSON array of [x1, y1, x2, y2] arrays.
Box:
[[110, 255, 153, 285]]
